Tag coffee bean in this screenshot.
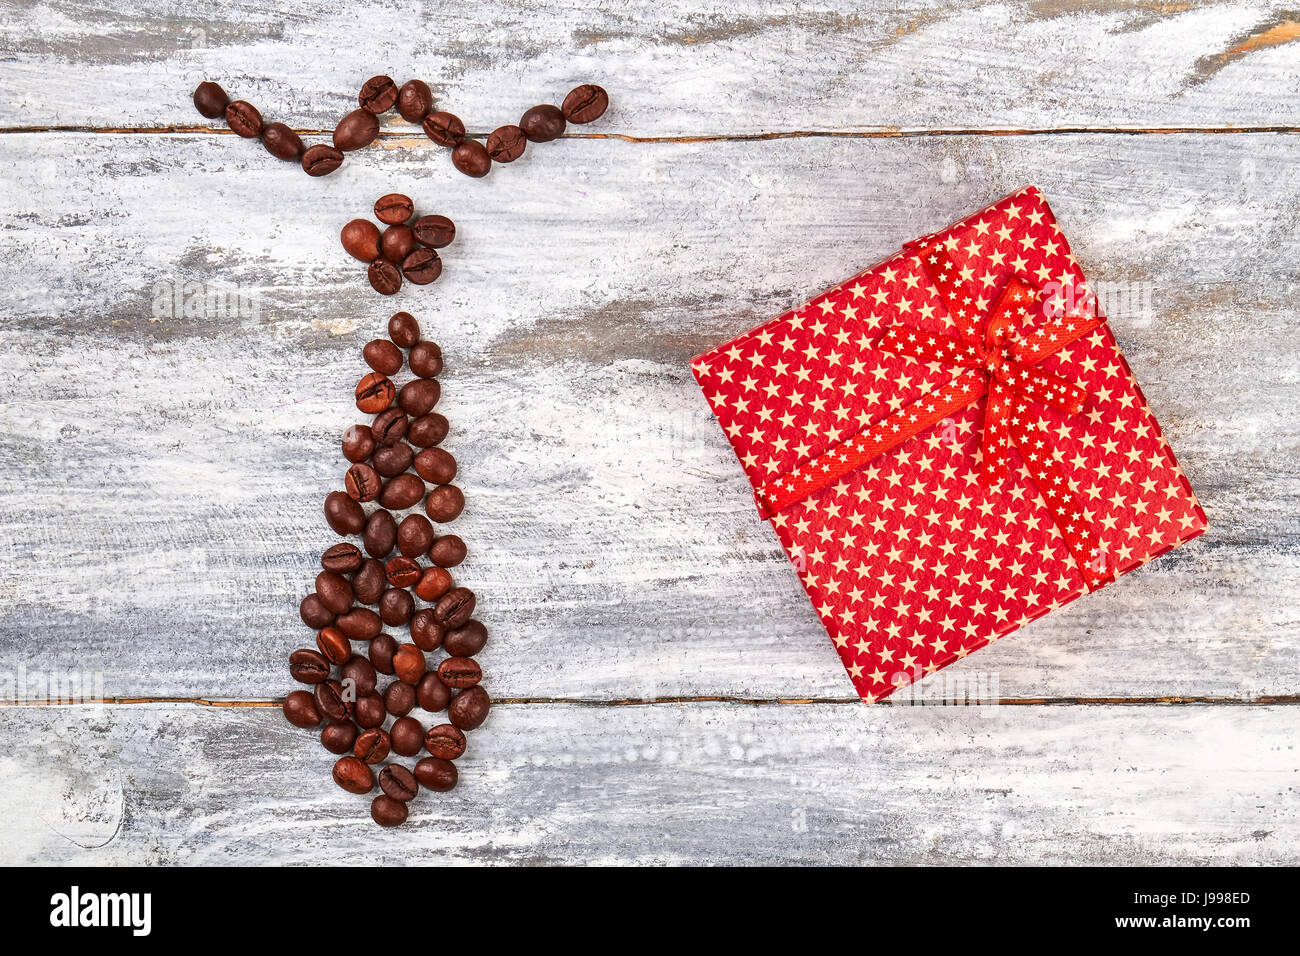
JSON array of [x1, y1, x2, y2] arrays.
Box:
[[375, 193, 414, 225], [407, 413, 449, 447], [414, 448, 456, 485], [322, 720, 358, 754], [371, 794, 408, 826], [284, 689, 323, 728], [451, 140, 491, 178], [354, 690, 387, 728], [380, 473, 426, 510], [193, 81, 229, 119], [379, 764, 419, 802], [385, 556, 421, 589], [381, 224, 418, 265], [487, 124, 526, 163], [354, 728, 391, 764], [355, 372, 396, 413], [261, 122, 305, 161], [352, 557, 388, 604], [414, 566, 453, 602], [300, 593, 335, 629], [302, 144, 345, 177], [411, 215, 455, 249], [369, 633, 398, 674], [402, 248, 442, 285], [425, 484, 465, 523], [314, 679, 350, 721], [449, 685, 491, 730], [225, 100, 263, 138], [317, 626, 352, 665], [333, 754, 375, 793], [393, 643, 427, 684], [325, 490, 366, 535], [363, 338, 403, 375], [409, 341, 444, 378], [345, 462, 382, 502], [315, 570, 355, 615], [388, 311, 420, 347], [336, 606, 382, 641], [562, 84, 609, 124], [363, 510, 398, 559], [410, 610, 445, 652], [372, 442, 414, 477], [386, 684, 418, 721], [439, 657, 482, 690], [368, 259, 402, 295], [424, 723, 467, 759], [335, 108, 380, 151], [422, 110, 465, 147], [322, 542, 363, 574], [397, 514, 435, 557], [359, 75, 398, 114], [342, 424, 376, 463], [433, 586, 476, 629], [379, 587, 414, 626], [398, 378, 440, 416], [444, 620, 488, 657], [520, 104, 565, 142], [371, 407, 408, 447], [398, 79, 434, 123], [429, 533, 467, 568], [414, 756, 458, 791], [416, 671, 451, 712], [388, 716, 422, 757], [341, 219, 381, 262], [341, 654, 378, 695]]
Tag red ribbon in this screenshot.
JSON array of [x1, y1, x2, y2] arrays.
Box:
[[755, 242, 1113, 589]]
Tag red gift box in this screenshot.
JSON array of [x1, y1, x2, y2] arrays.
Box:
[[692, 186, 1207, 702]]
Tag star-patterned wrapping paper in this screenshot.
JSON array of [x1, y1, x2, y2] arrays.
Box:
[[692, 186, 1207, 702]]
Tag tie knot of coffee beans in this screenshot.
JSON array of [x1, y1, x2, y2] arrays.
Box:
[[341, 194, 455, 295]]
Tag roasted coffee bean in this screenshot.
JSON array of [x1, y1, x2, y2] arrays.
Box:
[[398, 378, 440, 417], [341, 219, 381, 262], [452, 139, 491, 177], [397, 514, 435, 557], [449, 685, 491, 730], [375, 193, 414, 225], [439, 656, 482, 689], [341, 654, 378, 695], [408, 343, 443, 381], [392, 642, 426, 684], [363, 338, 403, 375], [322, 720, 358, 754], [407, 413, 448, 447], [354, 690, 387, 728], [225, 100, 263, 138], [336, 606, 382, 641], [444, 620, 488, 657], [386, 684, 418, 722], [314, 679, 350, 721], [520, 104, 565, 142], [388, 311, 420, 347], [325, 491, 366, 535], [562, 84, 609, 124], [486, 124, 526, 163], [193, 81, 229, 119], [380, 473, 426, 510], [368, 259, 402, 295], [429, 534, 467, 568], [317, 626, 352, 665], [335, 107, 380, 151], [293, 658, 331, 694], [411, 215, 455, 249], [414, 756, 458, 791], [315, 570, 355, 615], [433, 586, 476, 629], [379, 764, 419, 801], [322, 542, 363, 574], [425, 484, 465, 523], [354, 727, 391, 764], [402, 248, 442, 285], [414, 566, 453, 602], [333, 754, 375, 793], [371, 794, 408, 826], [261, 122, 305, 161], [283, 690, 322, 728], [416, 671, 451, 712], [369, 633, 398, 675], [379, 587, 414, 626], [410, 610, 445, 652], [356, 372, 396, 413], [359, 75, 398, 114], [398, 79, 434, 123], [363, 510, 398, 560], [342, 423, 376, 463], [302, 144, 345, 177], [345, 462, 382, 502], [372, 442, 414, 477], [414, 448, 456, 485], [371, 407, 408, 447], [353, 557, 388, 603], [380, 225, 418, 266], [300, 593, 335, 629], [385, 556, 421, 589], [424, 723, 467, 759], [422, 110, 465, 147]]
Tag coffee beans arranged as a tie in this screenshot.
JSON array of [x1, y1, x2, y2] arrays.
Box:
[[340, 194, 455, 296], [286, 310, 490, 827]]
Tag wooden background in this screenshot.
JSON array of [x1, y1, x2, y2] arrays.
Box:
[[0, 0, 1297, 864]]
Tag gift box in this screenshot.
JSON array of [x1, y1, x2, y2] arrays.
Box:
[[692, 186, 1207, 702]]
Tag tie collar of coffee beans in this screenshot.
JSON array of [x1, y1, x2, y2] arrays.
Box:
[[192, 77, 608, 178], [287, 311, 491, 827], [341, 194, 455, 296]]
